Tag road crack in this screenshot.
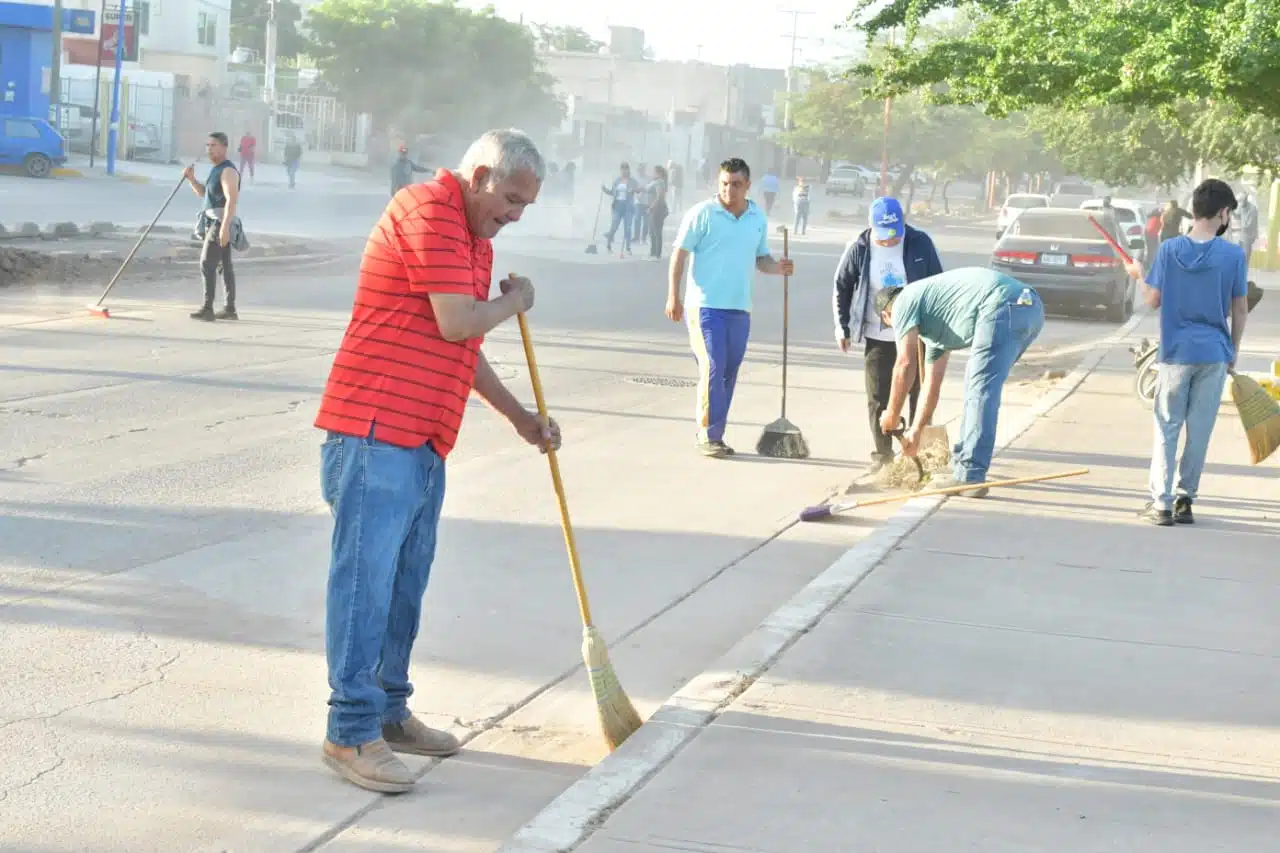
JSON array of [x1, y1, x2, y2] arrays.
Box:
[[204, 400, 306, 430]]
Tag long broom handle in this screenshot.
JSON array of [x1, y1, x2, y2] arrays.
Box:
[[92, 169, 191, 308], [841, 467, 1090, 510], [780, 226, 790, 419], [516, 310, 594, 629]]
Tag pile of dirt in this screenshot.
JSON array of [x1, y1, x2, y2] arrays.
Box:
[[0, 247, 70, 287], [872, 434, 953, 491]]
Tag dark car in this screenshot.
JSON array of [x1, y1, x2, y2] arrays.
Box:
[[991, 207, 1135, 322]]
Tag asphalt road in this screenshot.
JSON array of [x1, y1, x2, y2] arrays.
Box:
[[0, 176, 1138, 851]]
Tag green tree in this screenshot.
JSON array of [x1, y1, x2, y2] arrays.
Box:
[[530, 23, 603, 53], [306, 0, 564, 136], [848, 0, 1280, 120], [1026, 104, 1196, 190], [231, 0, 307, 61], [781, 70, 880, 164], [1192, 101, 1280, 180]]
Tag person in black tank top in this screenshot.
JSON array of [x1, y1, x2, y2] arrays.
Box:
[[182, 131, 242, 321]]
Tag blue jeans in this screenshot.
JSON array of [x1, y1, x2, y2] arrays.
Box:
[[606, 202, 632, 249], [954, 292, 1045, 482], [793, 203, 809, 235], [1149, 362, 1228, 508], [320, 429, 446, 747], [688, 307, 751, 442]]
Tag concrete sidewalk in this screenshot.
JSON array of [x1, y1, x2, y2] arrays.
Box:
[[503, 341, 1280, 851]]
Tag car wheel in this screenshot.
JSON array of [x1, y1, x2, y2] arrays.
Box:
[[1106, 280, 1133, 323], [24, 153, 52, 178]]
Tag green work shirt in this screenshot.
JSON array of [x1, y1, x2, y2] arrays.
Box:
[[891, 267, 1028, 362]]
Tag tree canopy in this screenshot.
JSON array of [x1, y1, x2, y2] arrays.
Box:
[[530, 23, 603, 53], [305, 0, 564, 136], [230, 0, 307, 60], [848, 0, 1280, 120]]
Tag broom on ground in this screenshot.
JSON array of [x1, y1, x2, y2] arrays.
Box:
[[516, 309, 643, 750], [756, 227, 810, 458], [1230, 371, 1280, 464]]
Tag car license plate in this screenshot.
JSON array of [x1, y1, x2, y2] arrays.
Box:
[[1040, 253, 1069, 266]]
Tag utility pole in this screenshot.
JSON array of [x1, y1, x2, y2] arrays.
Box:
[[263, 0, 278, 164], [779, 9, 813, 135], [106, 0, 127, 175], [50, 0, 63, 132]]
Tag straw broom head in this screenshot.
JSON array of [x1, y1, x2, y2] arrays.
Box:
[[1230, 373, 1280, 464], [582, 625, 643, 750]]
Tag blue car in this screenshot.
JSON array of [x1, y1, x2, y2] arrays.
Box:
[[0, 116, 67, 178]]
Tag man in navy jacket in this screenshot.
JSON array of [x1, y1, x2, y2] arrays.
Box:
[[833, 198, 944, 471]]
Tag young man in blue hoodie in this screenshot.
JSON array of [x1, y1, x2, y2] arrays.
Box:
[[833, 197, 944, 471], [1125, 178, 1250, 526]]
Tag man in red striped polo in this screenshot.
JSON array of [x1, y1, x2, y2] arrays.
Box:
[[313, 128, 561, 794]]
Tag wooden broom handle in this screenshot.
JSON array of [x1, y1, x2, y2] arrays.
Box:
[[516, 310, 594, 629], [849, 467, 1090, 509]]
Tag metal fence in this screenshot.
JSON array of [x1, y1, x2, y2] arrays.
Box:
[[57, 76, 177, 163]]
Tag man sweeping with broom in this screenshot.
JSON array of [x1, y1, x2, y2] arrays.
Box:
[[1121, 178, 1252, 526], [312, 129, 561, 795], [665, 157, 796, 458]]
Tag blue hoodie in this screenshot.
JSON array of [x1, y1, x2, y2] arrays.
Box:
[[1147, 235, 1247, 364]]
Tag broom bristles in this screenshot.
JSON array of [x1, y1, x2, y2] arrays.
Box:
[[582, 625, 643, 750], [1230, 374, 1280, 464], [757, 418, 811, 458]]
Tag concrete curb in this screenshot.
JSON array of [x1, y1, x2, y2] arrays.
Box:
[[497, 309, 1147, 853]]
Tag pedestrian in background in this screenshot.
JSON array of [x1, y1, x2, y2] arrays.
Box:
[[183, 131, 243, 321], [633, 164, 651, 245], [390, 145, 429, 196], [876, 269, 1044, 493], [284, 137, 303, 189], [792, 177, 810, 235], [1238, 191, 1259, 262], [1124, 179, 1250, 526], [833, 197, 943, 472], [602, 162, 638, 255], [760, 168, 779, 215], [665, 157, 795, 457], [237, 130, 256, 184], [667, 160, 684, 212], [647, 165, 670, 260], [313, 129, 561, 795]]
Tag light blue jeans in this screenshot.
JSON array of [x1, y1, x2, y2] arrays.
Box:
[[1149, 362, 1228, 508], [320, 429, 446, 747], [954, 292, 1045, 483]]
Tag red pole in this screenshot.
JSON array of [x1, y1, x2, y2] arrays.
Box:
[[881, 96, 892, 196]]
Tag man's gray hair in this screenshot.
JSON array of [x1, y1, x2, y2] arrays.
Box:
[[459, 128, 546, 183]]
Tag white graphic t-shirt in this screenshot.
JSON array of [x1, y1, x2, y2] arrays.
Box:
[[863, 239, 907, 342]]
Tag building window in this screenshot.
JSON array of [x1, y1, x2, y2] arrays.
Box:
[[197, 11, 217, 47], [136, 1, 150, 36]]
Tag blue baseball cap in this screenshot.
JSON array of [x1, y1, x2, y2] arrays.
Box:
[[870, 197, 905, 241]]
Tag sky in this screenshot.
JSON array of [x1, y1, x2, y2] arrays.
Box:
[[458, 0, 864, 71]]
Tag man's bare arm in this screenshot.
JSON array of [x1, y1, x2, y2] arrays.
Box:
[[1230, 294, 1249, 368], [221, 169, 239, 219], [473, 351, 530, 424], [669, 248, 689, 301], [883, 329, 919, 424], [916, 352, 950, 427], [428, 284, 530, 343]]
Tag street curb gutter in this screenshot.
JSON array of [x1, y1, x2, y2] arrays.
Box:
[[497, 309, 1146, 853]]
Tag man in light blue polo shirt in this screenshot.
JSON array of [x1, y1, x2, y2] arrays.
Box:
[[665, 157, 796, 457]]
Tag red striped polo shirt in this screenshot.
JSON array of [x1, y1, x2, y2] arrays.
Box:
[[314, 169, 493, 456]]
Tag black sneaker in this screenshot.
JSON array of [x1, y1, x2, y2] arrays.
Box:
[[868, 458, 889, 475], [215, 306, 238, 320], [1173, 497, 1194, 524], [1140, 502, 1174, 526], [189, 306, 215, 321], [697, 439, 734, 458]]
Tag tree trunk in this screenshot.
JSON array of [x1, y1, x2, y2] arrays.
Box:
[[942, 179, 952, 213], [927, 178, 939, 211]]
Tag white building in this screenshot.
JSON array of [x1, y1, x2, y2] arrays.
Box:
[[55, 0, 232, 89]]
